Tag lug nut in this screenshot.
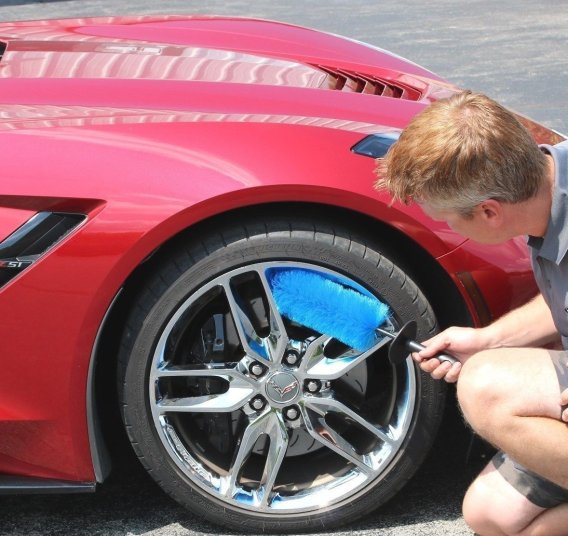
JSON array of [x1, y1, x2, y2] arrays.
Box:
[[249, 362, 266, 377], [305, 380, 322, 393], [283, 406, 300, 421], [250, 396, 266, 411], [283, 351, 300, 366]]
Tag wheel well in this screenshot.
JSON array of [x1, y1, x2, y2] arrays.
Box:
[[91, 202, 473, 478]]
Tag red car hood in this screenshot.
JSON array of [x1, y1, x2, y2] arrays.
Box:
[[0, 15, 456, 101]]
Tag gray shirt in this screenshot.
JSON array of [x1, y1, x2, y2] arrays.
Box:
[[528, 140, 568, 349]]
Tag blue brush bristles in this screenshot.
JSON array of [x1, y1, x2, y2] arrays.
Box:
[[270, 269, 390, 351]]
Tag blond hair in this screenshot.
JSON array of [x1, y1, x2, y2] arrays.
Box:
[[375, 91, 547, 215]]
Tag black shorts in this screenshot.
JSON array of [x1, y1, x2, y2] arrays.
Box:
[[493, 351, 568, 508]]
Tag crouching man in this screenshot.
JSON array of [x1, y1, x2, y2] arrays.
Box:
[[376, 91, 568, 535]]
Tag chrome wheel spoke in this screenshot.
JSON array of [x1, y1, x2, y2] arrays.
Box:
[[300, 402, 375, 473], [221, 268, 289, 364], [258, 269, 289, 364], [155, 364, 255, 413], [222, 278, 268, 362], [300, 334, 333, 374], [155, 362, 242, 378], [306, 396, 395, 445], [224, 411, 289, 507], [157, 385, 253, 413], [303, 336, 391, 380]]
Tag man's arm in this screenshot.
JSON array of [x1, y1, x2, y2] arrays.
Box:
[[478, 292, 560, 349], [415, 293, 560, 382]]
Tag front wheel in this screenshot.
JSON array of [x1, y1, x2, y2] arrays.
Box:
[[119, 216, 447, 532]]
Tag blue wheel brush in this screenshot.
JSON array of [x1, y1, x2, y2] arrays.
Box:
[[270, 269, 457, 365]]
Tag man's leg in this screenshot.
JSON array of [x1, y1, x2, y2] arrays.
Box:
[[457, 348, 568, 488], [463, 460, 568, 536]]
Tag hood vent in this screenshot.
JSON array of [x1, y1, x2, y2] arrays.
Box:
[[317, 65, 420, 100]]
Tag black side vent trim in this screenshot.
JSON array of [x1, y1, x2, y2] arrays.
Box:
[[0, 211, 86, 288], [0, 41, 6, 61]]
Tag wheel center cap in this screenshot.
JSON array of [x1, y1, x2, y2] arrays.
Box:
[[265, 372, 300, 403]]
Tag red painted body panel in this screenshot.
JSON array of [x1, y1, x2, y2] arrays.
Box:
[[0, 16, 553, 484], [0, 16, 444, 81]]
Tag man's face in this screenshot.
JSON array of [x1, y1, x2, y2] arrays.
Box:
[[418, 201, 510, 244]]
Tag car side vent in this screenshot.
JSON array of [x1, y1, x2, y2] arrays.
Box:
[[316, 65, 421, 100], [0, 212, 86, 288], [0, 41, 6, 61], [351, 132, 401, 158]]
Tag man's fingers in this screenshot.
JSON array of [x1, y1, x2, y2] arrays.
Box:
[[413, 353, 438, 373], [443, 362, 462, 383], [413, 355, 461, 383], [430, 360, 452, 380], [417, 340, 449, 359], [560, 388, 568, 422]]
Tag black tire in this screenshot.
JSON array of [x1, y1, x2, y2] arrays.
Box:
[[118, 216, 447, 533]]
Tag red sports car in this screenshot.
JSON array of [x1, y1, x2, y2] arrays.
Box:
[[0, 15, 559, 532]]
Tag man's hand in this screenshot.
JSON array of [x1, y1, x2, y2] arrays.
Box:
[[412, 294, 560, 384], [412, 326, 491, 383], [561, 388, 568, 422]]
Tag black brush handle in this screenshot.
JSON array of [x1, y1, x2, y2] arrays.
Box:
[[377, 322, 459, 365], [404, 339, 458, 365]]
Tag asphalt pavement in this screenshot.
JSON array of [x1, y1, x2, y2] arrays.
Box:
[[0, 401, 484, 536], [0, 1, 567, 535]]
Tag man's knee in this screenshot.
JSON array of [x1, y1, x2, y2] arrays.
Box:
[[457, 350, 510, 433], [463, 479, 521, 536], [463, 465, 544, 536], [457, 348, 559, 438], [463, 477, 501, 535]]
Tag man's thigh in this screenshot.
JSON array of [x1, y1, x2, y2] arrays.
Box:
[[464, 347, 565, 419]]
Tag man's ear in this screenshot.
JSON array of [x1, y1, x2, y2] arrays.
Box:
[[478, 199, 503, 226]]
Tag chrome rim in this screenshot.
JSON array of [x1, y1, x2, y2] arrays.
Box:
[[149, 261, 416, 514]]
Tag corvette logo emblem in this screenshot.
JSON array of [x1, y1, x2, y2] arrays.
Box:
[[265, 372, 300, 402], [268, 378, 298, 397]]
